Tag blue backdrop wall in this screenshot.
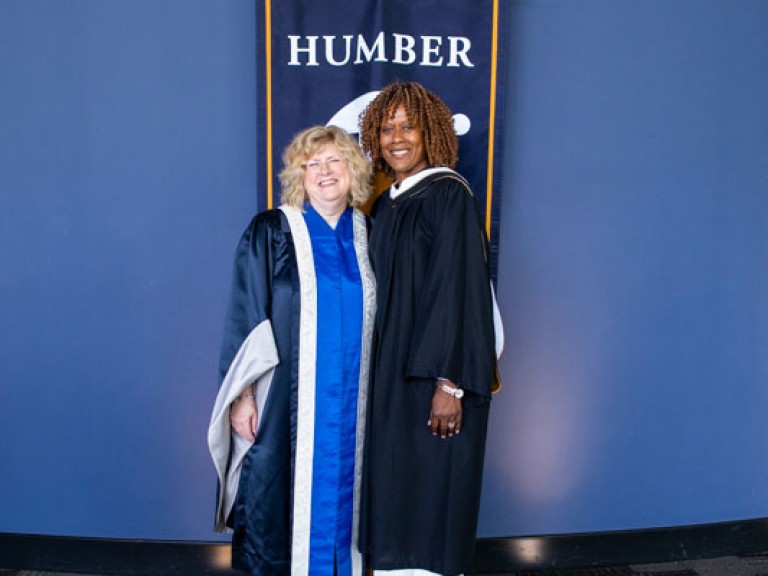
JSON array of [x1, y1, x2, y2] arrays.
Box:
[[1, 0, 767, 541]]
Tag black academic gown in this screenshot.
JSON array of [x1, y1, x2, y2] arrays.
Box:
[[359, 170, 496, 575]]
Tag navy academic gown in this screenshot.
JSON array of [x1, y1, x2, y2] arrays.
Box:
[[209, 205, 376, 576], [359, 170, 496, 575]]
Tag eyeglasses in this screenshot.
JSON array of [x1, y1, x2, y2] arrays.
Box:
[[302, 157, 343, 172]]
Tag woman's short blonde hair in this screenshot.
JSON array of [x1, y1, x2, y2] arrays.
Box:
[[279, 125, 372, 208]]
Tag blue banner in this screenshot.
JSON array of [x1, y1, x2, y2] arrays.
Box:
[[257, 0, 508, 274]]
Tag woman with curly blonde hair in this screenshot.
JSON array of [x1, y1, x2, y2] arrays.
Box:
[[280, 124, 372, 208], [210, 125, 375, 576]]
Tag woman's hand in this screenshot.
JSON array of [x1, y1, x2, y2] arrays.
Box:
[[230, 392, 258, 443], [428, 380, 463, 438]]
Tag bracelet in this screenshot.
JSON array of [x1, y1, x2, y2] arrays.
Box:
[[233, 393, 255, 404], [436, 381, 464, 399]]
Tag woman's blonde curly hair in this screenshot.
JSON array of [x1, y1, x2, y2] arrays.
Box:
[[279, 125, 372, 208]]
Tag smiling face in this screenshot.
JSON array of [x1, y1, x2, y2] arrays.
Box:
[[302, 142, 351, 214], [379, 105, 429, 183]]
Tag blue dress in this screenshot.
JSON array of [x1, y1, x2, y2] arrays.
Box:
[[304, 205, 363, 576]]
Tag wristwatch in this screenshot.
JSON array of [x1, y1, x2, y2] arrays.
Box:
[[437, 381, 464, 399]]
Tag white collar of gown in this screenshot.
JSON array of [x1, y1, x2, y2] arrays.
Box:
[[389, 167, 456, 199]]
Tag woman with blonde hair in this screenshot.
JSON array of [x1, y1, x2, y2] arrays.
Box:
[[209, 125, 375, 576]]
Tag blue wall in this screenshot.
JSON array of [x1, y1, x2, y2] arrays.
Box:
[[1, 0, 767, 541], [0, 1, 256, 539], [479, 0, 768, 536]]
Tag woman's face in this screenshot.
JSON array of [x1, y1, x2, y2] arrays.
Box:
[[303, 142, 351, 210], [379, 105, 428, 183]]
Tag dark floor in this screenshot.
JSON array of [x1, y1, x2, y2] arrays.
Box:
[[3, 554, 768, 576]]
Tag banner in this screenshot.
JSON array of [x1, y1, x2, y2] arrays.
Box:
[[257, 0, 509, 275]]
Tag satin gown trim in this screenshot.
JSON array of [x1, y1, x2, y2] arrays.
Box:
[[281, 205, 375, 576]]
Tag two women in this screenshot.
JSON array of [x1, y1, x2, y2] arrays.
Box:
[[210, 81, 497, 576]]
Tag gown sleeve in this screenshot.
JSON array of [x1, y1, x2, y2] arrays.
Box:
[[405, 178, 496, 403], [217, 212, 278, 382], [209, 211, 283, 531]]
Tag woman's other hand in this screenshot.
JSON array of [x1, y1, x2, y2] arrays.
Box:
[[230, 393, 258, 443], [428, 380, 462, 438]]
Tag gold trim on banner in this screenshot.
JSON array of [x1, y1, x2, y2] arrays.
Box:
[[486, 0, 499, 240], [265, 0, 274, 209]]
